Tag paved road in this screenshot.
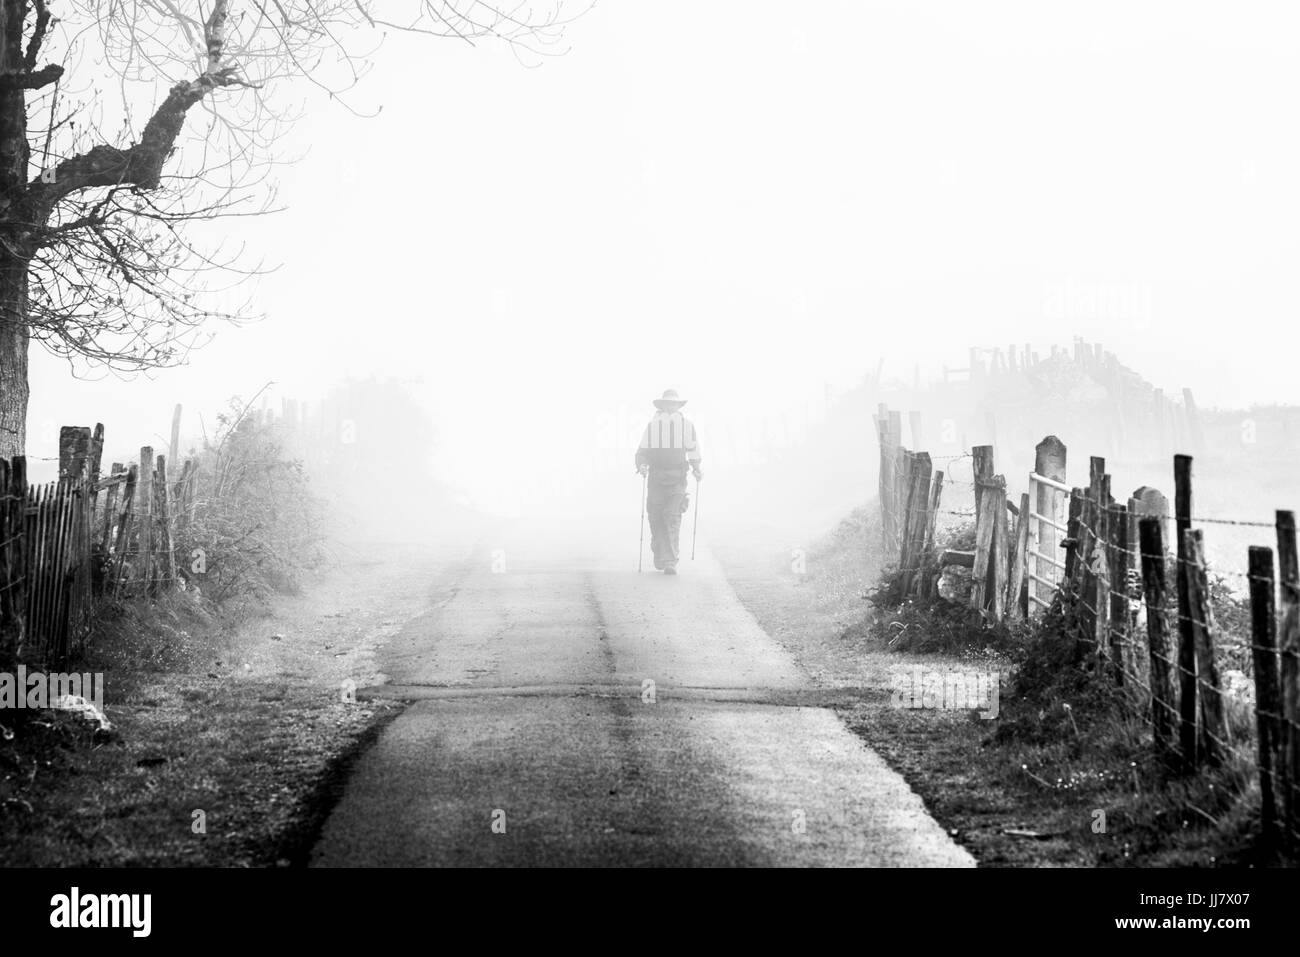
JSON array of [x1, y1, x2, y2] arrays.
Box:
[[310, 519, 973, 867]]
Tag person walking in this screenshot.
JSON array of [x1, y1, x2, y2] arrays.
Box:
[[635, 389, 702, 575]]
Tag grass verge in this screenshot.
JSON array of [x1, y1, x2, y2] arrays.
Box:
[[715, 504, 1290, 867], [0, 542, 455, 866]]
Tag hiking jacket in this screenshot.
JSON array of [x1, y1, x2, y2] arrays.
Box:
[[635, 410, 702, 479]]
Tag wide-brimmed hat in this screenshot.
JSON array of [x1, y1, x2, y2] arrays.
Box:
[[652, 389, 687, 410]]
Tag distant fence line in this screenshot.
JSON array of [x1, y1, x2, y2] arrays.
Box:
[[876, 401, 1300, 854], [888, 338, 1208, 472]]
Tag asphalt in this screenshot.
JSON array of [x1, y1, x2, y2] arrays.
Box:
[[309, 517, 974, 867]]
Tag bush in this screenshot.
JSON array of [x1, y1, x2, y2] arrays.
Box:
[[178, 398, 330, 607]]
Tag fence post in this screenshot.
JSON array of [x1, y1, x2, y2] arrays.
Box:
[[1005, 491, 1030, 621], [972, 446, 994, 527], [895, 448, 915, 566], [971, 473, 1007, 620], [1174, 454, 1198, 768], [112, 465, 137, 596], [1140, 518, 1178, 762], [875, 405, 895, 553], [1064, 488, 1084, 583], [1131, 487, 1170, 549], [89, 424, 104, 485], [100, 463, 123, 552], [138, 447, 154, 594], [157, 454, 178, 588], [888, 410, 903, 553], [1248, 546, 1280, 850], [1094, 471, 1113, 661], [1074, 458, 1105, 651], [897, 448, 915, 573], [1108, 501, 1130, 685], [900, 453, 931, 594], [59, 426, 91, 480], [1032, 436, 1067, 609], [990, 478, 1008, 621], [918, 471, 945, 598], [1184, 530, 1225, 765], [1276, 510, 1299, 843], [169, 404, 183, 471]]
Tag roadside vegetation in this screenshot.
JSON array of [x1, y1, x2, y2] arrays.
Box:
[[0, 400, 394, 865], [719, 503, 1290, 867]]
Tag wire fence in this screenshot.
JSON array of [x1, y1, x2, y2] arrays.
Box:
[[875, 401, 1300, 853]]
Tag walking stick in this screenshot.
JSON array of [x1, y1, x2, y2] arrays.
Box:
[[637, 470, 647, 572], [691, 474, 700, 560]]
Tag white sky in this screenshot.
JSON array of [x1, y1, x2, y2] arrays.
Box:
[[27, 1, 1300, 511]]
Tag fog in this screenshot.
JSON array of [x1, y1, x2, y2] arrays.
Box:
[[26, 1, 1300, 546]]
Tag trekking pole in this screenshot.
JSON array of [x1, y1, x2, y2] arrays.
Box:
[[637, 470, 647, 572], [691, 474, 700, 560]]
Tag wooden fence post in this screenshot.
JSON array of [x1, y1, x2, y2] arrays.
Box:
[[990, 478, 1008, 621], [1140, 518, 1178, 761], [1248, 546, 1281, 849], [875, 405, 895, 552], [100, 463, 123, 552], [1131, 487, 1170, 549], [1108, 501, 1130, 685], [1064, 488, 1084, 583], [972, 446, 994, 527], [1276, 510, 1299, 842], [900, 452, 931, 594], [896, 448, 915, 572], [1094, 471, 1113, 660], [895, 448, 914, 564], [59, 426, 91, 480], [918, 471, 945, 598], [1074, 457, 1105, 651], [112, 465, 137, 596], [971, 474, 1007, 620], [1184, 530, 1226, 765], [1174, 454, 1198, 767], [157, 454, 178, 588], [1005, 491, 1030, 621], [138, 447, 154, 594], [169, 404, 183, 471], [89, 424, 104, 484], [1032, 436, 1067, 608]]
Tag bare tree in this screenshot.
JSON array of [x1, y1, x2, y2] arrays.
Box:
[[0, 1, 578, 456]]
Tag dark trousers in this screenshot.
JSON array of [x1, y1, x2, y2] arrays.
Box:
[[646, 471, 688, 568]]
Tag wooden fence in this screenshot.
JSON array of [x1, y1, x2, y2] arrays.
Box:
[[0, 421, 197, 666], [876, 402, 1300, 852]]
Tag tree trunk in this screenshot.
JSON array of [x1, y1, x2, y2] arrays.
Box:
[[0, 0, 33, 458], [0, 255, 28, 458]]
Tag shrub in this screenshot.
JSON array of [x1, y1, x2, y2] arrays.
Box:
[[177, 398, 330, 607]]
